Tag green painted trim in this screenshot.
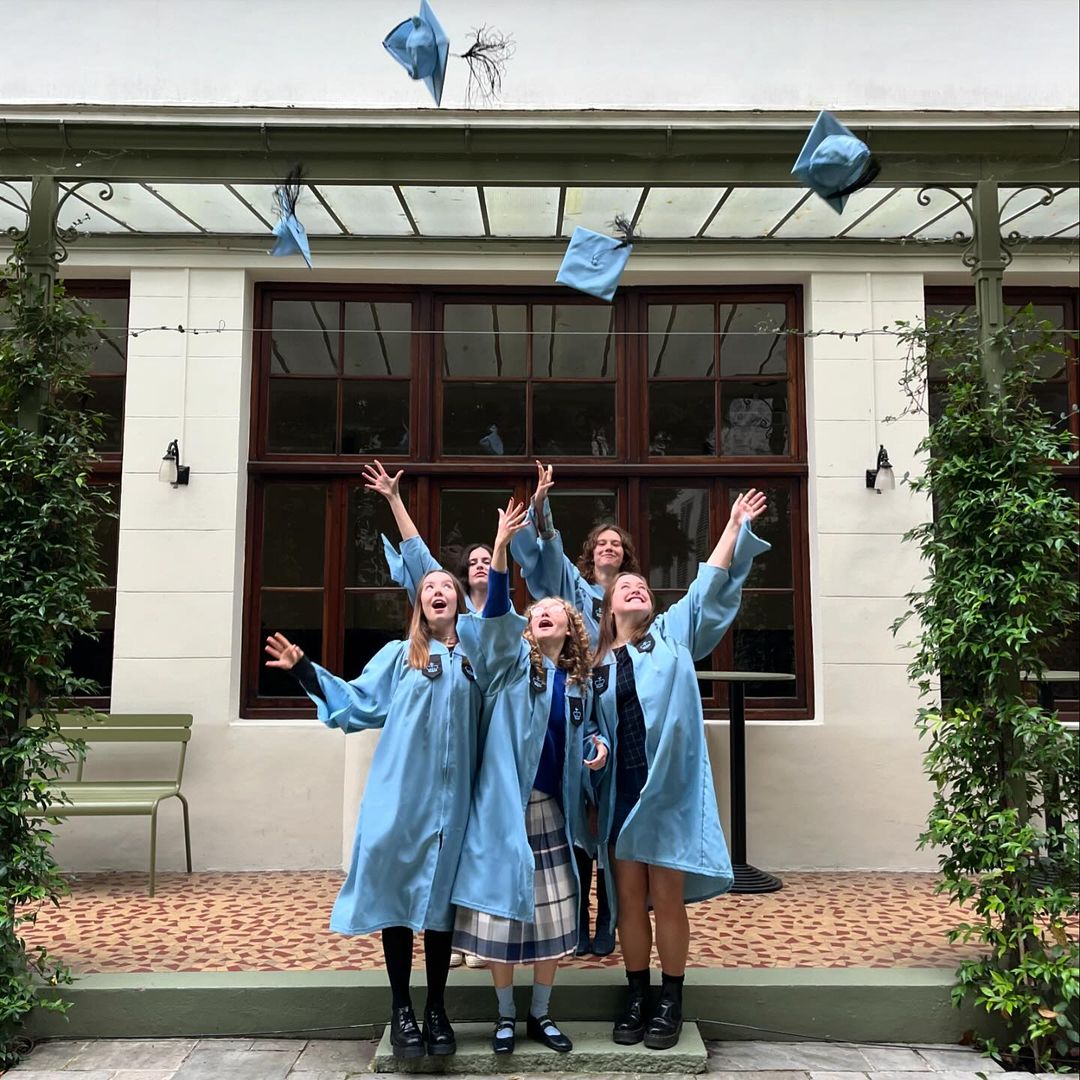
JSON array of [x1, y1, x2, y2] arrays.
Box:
[[28, 968, 995, 1045]]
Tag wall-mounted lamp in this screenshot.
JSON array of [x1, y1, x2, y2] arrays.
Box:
[[158, 439, 190, 488], [866, 445, 895, 494]]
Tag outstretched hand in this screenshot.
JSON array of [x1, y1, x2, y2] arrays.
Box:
[[362, 459, 403, 501], [729, 488, 768, 529], [265, 631, 304, 670], [585, 735, 608, 771], [531, 460, 554, 511], [495, 497, 530, 552]]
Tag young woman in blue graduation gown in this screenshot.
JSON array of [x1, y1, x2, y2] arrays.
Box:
[[365, 459, 491, 616], [593, 489, 770, 1051], [509, 462, 642, 959], [451, 500, 609, 1055], [263, 567, 484, 1061]]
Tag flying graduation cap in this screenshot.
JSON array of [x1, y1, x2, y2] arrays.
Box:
[[791, 110, 881, 213], [556, 215, 638, 303], [269, 165, 313, 269]]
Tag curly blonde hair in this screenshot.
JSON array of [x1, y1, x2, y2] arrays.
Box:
[[522, 598, 592, 689]]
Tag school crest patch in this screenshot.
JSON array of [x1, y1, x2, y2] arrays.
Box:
[[461, 657, 477, 682], [636, 633, 656, 654], [569, 697, 585, 726], [591, 596, 603, 622], [592, 664, 610, 694], [530, 669, 548, 693], [422, 656, 443, 679]]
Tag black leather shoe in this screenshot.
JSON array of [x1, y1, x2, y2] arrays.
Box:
[[389, 1005, 425, 1059], [612, 982, 651, 1045], [492, 1016, 516, 1055], [591, 926, 616, 956], [575, 927, 592, 956], [422, 1004, 456, 1056], [643, 995, 682, 1050], [526, 1013, 573, 1052]]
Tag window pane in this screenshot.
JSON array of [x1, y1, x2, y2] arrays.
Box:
[[270, 300, 340, 374], [67, 589, 115, 694], [343, 301, 412, 376], [346, 487, 403, 587], [1033, 380, 1070, 426], [344, 591, 409, 680], [262, 484, 327, 586], [720, 383, 789, 456], [342, 380, 410, 455], [649, 381, 716, 455], [743, 486, 793, 588], [439, 488, 514, 576], [443, 304, 527, 377], [442, 383, 526, 456], [719, 303, 788, 376], [1009, 304, 1070, 379], [732, 593, 796, 696], [267, 378, 337, 453], [258, 590, 323, 696], [647, 487, 710, 589], [532, 305, 615, 379], [533, 383, 615, 457], [647, 304, 713, 377], [86, 376, 125, 454], [72, 296, 128, 374], [95, 486, 120, 585], [547, 490, 619, 565]]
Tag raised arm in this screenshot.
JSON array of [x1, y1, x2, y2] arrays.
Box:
[[656, 490, 771, 659]]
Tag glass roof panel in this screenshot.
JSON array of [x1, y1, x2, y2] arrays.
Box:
[[1003, 186, 1080, 237], [230, 184, 344, 235], [142, 183, 268, 232], [484, 187, 560, 236], [702, 187, 804, 238], [60, 182, 196, 233], [400, 186, 485, 236], [842, 186, 971, 238], [316, 185, 413, 235], [0, 180, 29, 234], [635, 187, 728, 238], [773, 186, 893, 238], [561, 187, 643, 236]]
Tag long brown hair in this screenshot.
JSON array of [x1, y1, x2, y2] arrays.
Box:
[[577, 523, 641, 585], [457, 543, 493, 595], [591, 572, 657, 666], [407, 570, 468, 670], [523, 598, 592, 689]]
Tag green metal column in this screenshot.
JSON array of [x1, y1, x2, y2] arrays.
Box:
[[969, 179, 1008, 394], [17, 176, 59, 431]]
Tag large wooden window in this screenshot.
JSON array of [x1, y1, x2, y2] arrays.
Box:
[[244, 286, 811, 720], [925, 287, 1079, 721]]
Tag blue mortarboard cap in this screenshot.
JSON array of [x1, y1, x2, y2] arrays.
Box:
[[791, 110, 881, 213], [556, 227, 633, 303], [269, 185, 313, 269], [383, 0, 450, 106]]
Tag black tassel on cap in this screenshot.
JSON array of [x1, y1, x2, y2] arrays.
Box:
[[274, 163, 305, 217], [611, 214, 641, 249], [459, 26, 515, 105]]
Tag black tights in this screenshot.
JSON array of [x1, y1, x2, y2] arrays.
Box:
[[574, 848, 611, 933], [381, 926, 454, 1011]]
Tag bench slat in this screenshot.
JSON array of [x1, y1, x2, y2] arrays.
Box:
[[51, 713, 193, 729], [75, 729, 191, 743]]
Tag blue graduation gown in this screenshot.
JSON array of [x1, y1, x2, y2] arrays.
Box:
[[382, 534, 479, 614], [510, 515, 605, 647], [304, 639, 484, 934], [451, 609, 605, 923], [593, 522, 770, 907]]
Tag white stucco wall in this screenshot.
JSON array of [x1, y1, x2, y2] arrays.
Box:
[[2, 0, 1078, 115]]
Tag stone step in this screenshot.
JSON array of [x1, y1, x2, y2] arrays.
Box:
[[372, 1021, 707, 1074]]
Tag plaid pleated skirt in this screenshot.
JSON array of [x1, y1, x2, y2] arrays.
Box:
[[453, 790, 579, 964]]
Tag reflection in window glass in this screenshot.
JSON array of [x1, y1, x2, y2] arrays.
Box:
[[533, 383, 616, 457], [270, 300, 341, 375], [439, 489, 514, 579], [719, 383, 789, 456], [647, 304, 713, 377], [719, 303, 788, 377], [346, 487, 402, 588], [532, 306, 615, 379], [546, 490, 619, 568], [68, 590, 115, 695], [443, 304, 527, 377], [262, 484, 327, 587], [442, 382, 526, 456], [258, 590, 324, 696], [343, 302, 412, 376], [267, 379, 337, 453], [344, 591, 409, 679], [647, 488, 709, 590], [342, 381, 410, 455], [732, 593, 796, 696], [649, 381, 716, 455], [743, 486, 792, 588], [71, 296, 128, 375], [85, 377, 125, 454]]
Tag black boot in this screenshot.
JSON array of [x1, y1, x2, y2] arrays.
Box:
[[389, 1005, 425, 1059], [644, 973, 684, 1050], [422, 1003, 456, 1056], [612, 969, 651, 1045]]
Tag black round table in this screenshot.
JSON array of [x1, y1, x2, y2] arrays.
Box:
[[697, 670, 796, 894]]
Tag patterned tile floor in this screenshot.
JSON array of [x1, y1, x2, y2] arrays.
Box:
[[24, 871, 986, 974]]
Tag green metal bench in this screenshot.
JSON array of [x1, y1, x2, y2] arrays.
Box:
[[28, 712, 193, 896]]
